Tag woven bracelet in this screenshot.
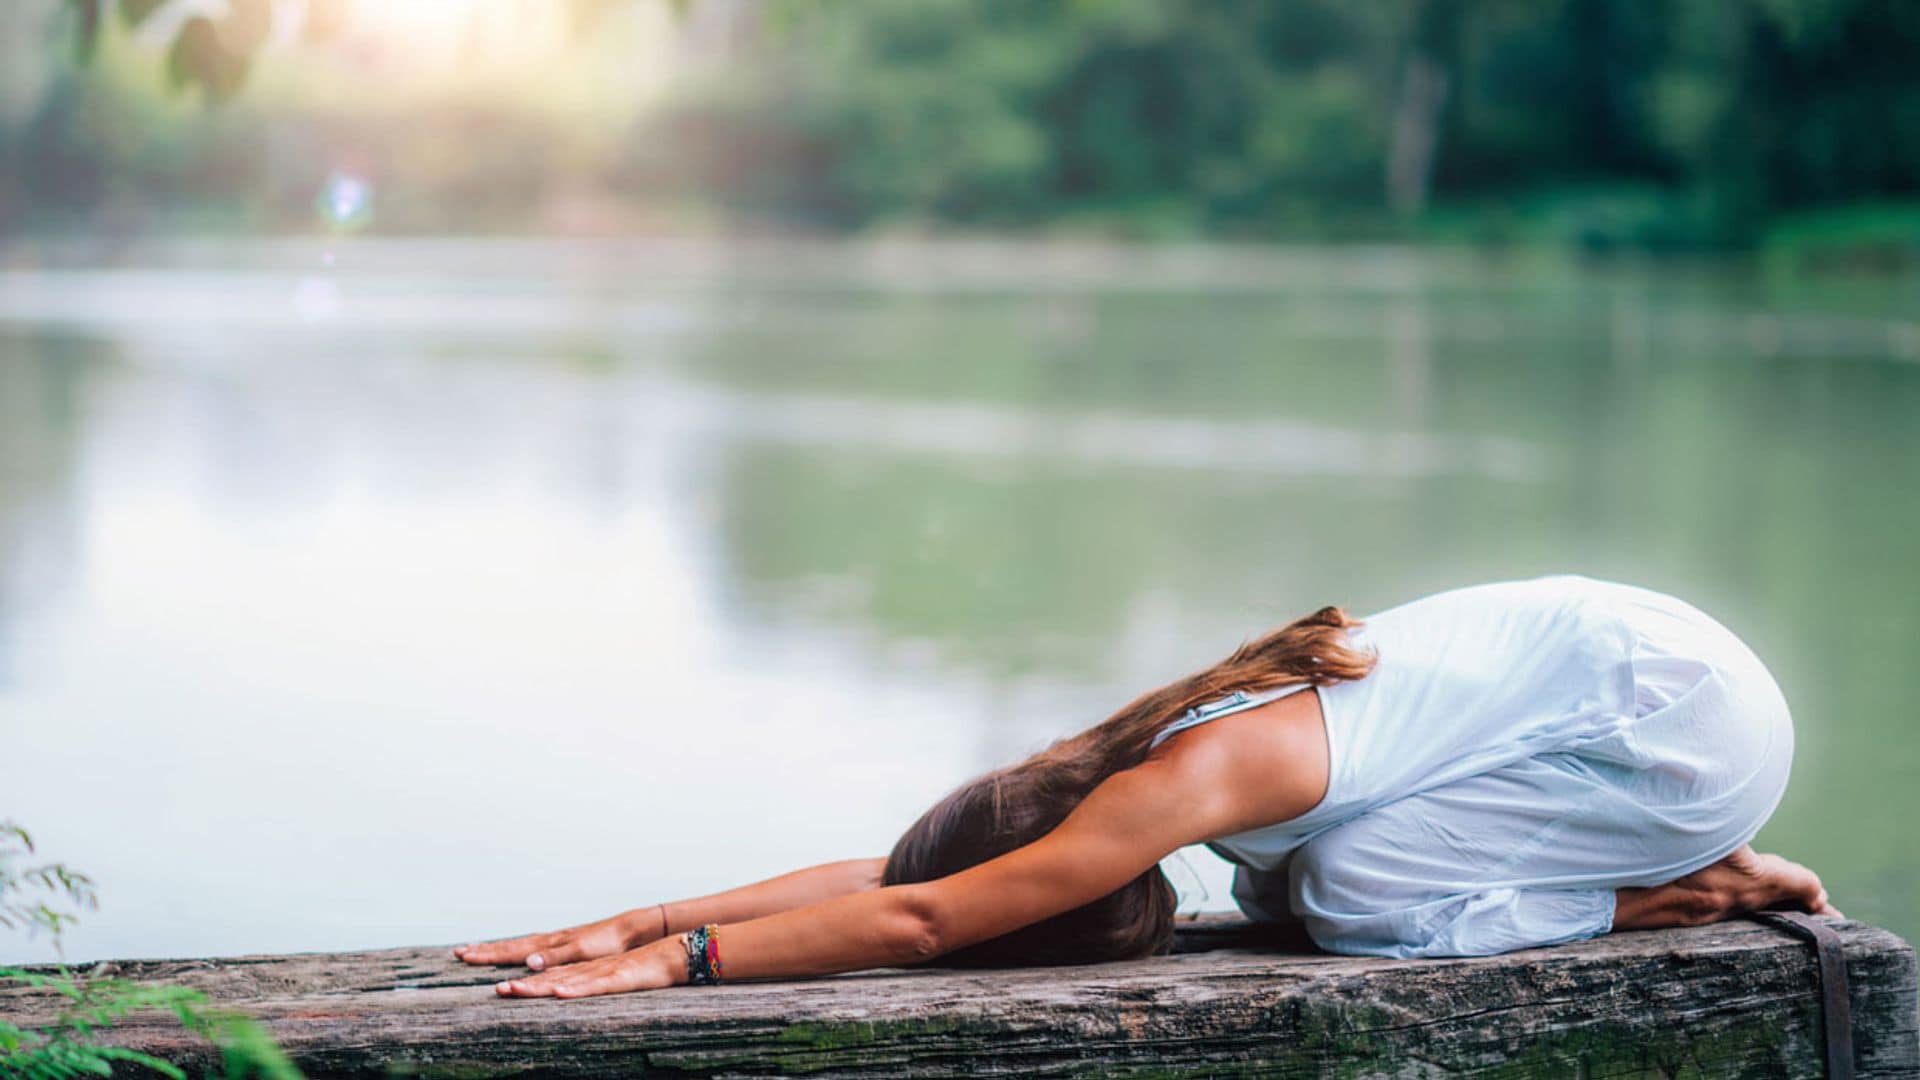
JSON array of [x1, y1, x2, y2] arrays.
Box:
[[684, 924, 724, 985]]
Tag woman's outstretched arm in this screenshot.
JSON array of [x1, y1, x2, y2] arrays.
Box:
[[494, 705, 1328, 997], [454, 857, 885, 970]]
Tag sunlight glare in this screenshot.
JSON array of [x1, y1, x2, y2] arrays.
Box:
[[321, 0, 676, 108]]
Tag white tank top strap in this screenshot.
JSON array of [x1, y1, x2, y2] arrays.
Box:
[[1148, 682, 1317, 750]]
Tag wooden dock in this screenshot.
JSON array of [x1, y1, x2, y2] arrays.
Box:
[[4, 916, 1915, 1077]]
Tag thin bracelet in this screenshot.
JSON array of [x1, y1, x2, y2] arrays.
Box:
[[656, 903, 669, 942]]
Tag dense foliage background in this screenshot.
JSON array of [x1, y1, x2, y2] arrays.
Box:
[[5, 0, 1920, 256]]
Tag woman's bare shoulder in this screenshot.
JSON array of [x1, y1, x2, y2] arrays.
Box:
[[1143, 689, 1332, 836]]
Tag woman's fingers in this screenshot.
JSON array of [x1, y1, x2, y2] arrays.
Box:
[[529, 920, 641, 968], [525, 935, 596, 971], [455, 927, 614, 968], [495, 950, 664, 999], [456, 933, 556, 966], [456, 911, 649, 968], [494, 974, 554, 997], [549, 961, 653, 998]]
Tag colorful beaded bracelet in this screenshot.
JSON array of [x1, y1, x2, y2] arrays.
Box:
[[683, 923, 723, 985]]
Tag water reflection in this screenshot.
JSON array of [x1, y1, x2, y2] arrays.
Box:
[[1, 241, 1915, 962]]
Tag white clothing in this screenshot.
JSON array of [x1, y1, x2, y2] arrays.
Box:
[[1153, 574, 1794, 959]]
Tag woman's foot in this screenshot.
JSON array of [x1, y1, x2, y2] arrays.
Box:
[[1613, 845, 1841, 931]]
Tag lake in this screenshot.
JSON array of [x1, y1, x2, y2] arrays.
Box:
[[1, 237, 1915, 963]]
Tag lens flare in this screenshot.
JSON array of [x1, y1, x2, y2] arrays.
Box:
[[318, 171, 373, 230]]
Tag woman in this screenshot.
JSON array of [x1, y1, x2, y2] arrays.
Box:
[[458, 574, 1836, 997]]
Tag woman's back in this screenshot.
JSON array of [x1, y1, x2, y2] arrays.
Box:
[[1204, 575, 1782, 875]]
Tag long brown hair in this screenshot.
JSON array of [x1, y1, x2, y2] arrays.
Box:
[[883, 605, 1376, 967]]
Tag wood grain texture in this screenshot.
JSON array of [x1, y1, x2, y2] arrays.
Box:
[[4, 917, 1915, 1078]]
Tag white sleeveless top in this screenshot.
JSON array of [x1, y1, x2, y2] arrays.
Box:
[[1151, 574, 1744, 876]]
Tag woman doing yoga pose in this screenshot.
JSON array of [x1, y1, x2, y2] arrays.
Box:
[[457, 574, 1836, 997]]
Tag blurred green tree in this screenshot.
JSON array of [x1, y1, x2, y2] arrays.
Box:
[[16, 0, 1920, 252]]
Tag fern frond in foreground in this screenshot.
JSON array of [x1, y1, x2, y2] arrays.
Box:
[[0, 965, 302, 1079]]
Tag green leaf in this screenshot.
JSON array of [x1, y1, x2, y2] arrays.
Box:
[[166, 15, 253, 102], [2, 821, 36, 854], [85, 1046, 188, 1080], [164, 15, 206, 90], [68, 0, 100, 65], [118, 0, 166, 26]]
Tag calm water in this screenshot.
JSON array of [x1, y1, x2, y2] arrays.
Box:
[[1, 238, 1915, 963]]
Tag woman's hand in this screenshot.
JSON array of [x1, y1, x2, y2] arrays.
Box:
[[454, 905, 665, 971], [492, 937, 685, 998]]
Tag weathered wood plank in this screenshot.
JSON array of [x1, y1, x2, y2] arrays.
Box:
[[4, 917, 1915, 1078]]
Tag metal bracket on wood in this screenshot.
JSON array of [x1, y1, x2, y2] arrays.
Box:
[[1750, 911, 1855, 1080]]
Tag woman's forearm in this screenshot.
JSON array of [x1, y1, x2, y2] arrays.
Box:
[[456, 857, 886, 969], [697, 883, 940, 981], [657, 857, 887, 938], [497, 883, 939, 996]]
